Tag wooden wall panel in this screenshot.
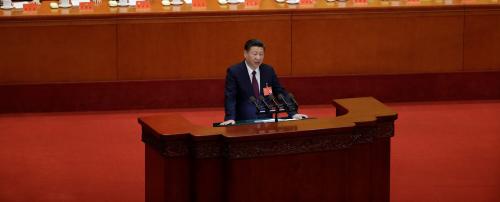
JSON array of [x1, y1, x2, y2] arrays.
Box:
[[2, 71, 500, 113], [291, 11, 464, 76], [116, 15, 292, 80], [0, 22, 117, 84], [464, 9, 500, 71], [2, 5, 499, 84]]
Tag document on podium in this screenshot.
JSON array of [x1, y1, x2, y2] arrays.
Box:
[[12, 1, 28, 9], [70, 0, 90, 6], [253, 118, 295, 123], [213, 117, 310, 127]]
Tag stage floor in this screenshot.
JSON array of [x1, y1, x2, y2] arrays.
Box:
[[1, 100, 499, 201]]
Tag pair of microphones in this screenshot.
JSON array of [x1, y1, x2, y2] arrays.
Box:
[[249, 93, 299, 115]]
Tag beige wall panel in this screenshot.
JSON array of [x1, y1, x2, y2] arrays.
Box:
[[117, 15, 292, 80], [0, 23, 117, 84], [291, 12, 464, 76], [464, 10, 500, 71]]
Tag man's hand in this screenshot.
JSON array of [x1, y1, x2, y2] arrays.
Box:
[[292, 114, 308, 120], [220, 120, 235, 126]]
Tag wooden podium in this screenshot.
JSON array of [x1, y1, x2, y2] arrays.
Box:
[[138, 97, 397, 202]]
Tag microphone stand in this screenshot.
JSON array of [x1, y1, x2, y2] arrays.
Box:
[[255, 95, 291, 123], [268, 94, 281, 122]]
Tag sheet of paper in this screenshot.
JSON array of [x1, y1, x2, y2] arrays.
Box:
[[254, 118, 295, 123], [71, 0, 90, 6], [12, 1, 28, 9], [128, 0, 136, 6]]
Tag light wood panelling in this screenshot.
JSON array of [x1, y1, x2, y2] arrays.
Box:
[[0, 23, 116, 84], [464, 9, 500, 71], [116, 15, 292, 80], [291, 11, 464, 75], [1, 2, 500, 84]]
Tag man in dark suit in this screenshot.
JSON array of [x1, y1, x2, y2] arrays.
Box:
[[221, 39, 308, 125]]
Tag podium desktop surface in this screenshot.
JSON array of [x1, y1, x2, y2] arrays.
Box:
[[138, 97, 398, 202]]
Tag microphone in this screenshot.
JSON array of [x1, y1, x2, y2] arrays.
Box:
[[278, 93, 295, 112], [258, 95, 273, 112], [267, 94, 283, 111], [249, 96, 265, 112], [288, 93, 299, 110]]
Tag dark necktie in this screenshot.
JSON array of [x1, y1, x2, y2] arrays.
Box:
[[252, 71, 259, 98]]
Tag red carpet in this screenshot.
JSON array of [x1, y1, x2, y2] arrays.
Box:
[[390, 101, 500, 202], [0, 101, 499, 201]]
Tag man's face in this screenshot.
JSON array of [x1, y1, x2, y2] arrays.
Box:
[[244, 46, 265, 69]]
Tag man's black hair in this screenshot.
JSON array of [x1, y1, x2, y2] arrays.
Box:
[[244, 39, 266, 51]]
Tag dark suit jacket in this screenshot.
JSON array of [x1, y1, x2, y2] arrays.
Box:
[[224, 61, 291, 121]]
